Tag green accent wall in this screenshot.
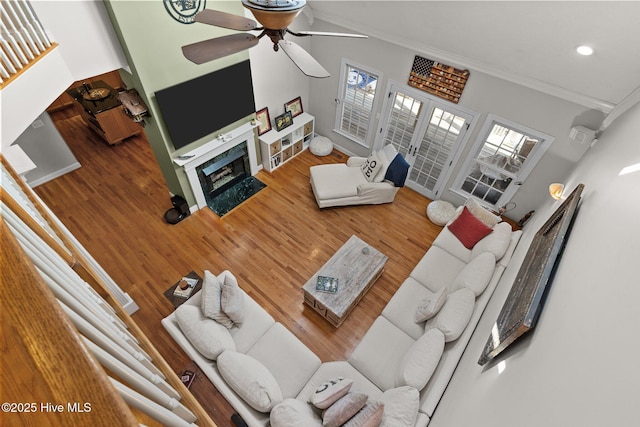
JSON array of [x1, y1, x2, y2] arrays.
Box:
[[103, 0, 253, 206]]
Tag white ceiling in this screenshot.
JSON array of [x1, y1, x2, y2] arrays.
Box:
[[306, 1, 640, 112]]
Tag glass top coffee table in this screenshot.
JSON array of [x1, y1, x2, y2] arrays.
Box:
[[302, 235, 388, 327]]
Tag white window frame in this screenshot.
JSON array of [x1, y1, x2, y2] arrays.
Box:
[[452, 114, 554, 208], [333, 58, 383, 148], [374, 80, 477, 200]]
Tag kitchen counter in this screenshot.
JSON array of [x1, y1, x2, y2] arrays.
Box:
[[67, 80, 143, 145], [67, 80, 121, 114]]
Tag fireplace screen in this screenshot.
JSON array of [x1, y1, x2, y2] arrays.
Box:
[[196, 142, 250, 205]]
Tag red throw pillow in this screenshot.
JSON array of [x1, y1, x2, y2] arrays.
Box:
[[447, 206, 493, 249]]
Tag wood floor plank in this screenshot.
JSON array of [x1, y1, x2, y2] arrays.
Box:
[[37, 109, 441, 425]]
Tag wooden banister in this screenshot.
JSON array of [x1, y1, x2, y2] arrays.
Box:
[[0, 155, 216, 426], [1, 220, 140, 426]]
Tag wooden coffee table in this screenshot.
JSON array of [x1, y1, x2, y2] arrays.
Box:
[[303, 235, 388, 327]]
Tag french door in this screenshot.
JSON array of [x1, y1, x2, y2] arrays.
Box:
[[375, 82, 475, 199]]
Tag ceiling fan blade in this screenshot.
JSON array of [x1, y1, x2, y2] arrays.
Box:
[[279, 39, 330, 78], [289, 30, 367, 39], [182, 33, 259, 65], [195, 9, 259, 31]]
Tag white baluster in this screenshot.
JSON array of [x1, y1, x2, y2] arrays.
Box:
[[84, 338, 186, 412], [0, 2, 34, 60], [110, 378, 197, 427], [10, 0, 44, 52], [22, 0, 51, 47]]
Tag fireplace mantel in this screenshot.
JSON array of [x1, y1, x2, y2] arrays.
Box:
[[174, 122, 259, 210]]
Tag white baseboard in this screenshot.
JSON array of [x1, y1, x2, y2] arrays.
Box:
[[29, 162, 81, 188]]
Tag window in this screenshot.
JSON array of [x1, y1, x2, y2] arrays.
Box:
[[454, 114, 553, 208], [334, 59, 382, 147]]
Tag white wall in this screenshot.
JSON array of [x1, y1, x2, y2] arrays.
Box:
[[15, 113, 80, 187], [306, 19, 603, 220], [430, 101, 640, 427], [32, 0, 128, 81], [248, 9, 311, 140]]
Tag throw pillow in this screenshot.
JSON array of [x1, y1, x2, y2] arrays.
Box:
[[373, 148, 391, 183], [270, 398, 323, 427], [395, 328, 445, 391], [343, 401, 384, 427], [174, 304, 236, 360], [322, 393, 368, 427], [380, 386, 419, 427], [219, 270, 245, 326], [452, 252, 496, 296], [217, 350, 283, 413], [428, 288, 475, 342], [414, 287, 448, 323], [464, 198, 501, 228], [361, 152, 383, 182], [310, 377, 354, 409], [383, 153, 410, 187], [471, 221, 513, 261], [447, 206, 493, 249], [201, 270, 234, 328]]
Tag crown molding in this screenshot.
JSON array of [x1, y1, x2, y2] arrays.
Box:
[[601, 84, 640, 131], [310, 10, 615, 114]]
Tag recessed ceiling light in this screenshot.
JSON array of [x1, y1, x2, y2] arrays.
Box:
[[576, 45, 594, 56]]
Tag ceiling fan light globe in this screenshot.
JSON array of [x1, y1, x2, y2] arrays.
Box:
[[242, 0, 305, 29], [242, 0, 306, 12]]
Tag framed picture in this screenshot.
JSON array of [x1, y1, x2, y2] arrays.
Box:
[[274, 110, 293, 132], [284, 96, 303, 118], [255, 107, 271, 136]]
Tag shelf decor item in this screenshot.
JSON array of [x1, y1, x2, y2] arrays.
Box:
[[275, 110, 293, 132], [407, 55, 470, 104], [163, 271, 203, 308], [284, 96, 303, 117], [255, 107, 272, 135], [316, 275, 339, 293]]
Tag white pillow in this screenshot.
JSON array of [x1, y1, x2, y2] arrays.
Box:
[[217, 350, 283, 412], [464, 198, 501, 228], [310, 377, 353, 409], [380, 386, 419, 427], [201, 270, 234, 328], [361, 152, 383, 182], [395, 328, 444, 391], [471, 222, 512, 261], [452, 252, 496, 296], [429, 288, 475, 342], [219, 270, 245, 325], [270, 398, 322, 427], [373, 148, 391, 183], [414, 287, 448, 323], [174, 304, 235, 360]]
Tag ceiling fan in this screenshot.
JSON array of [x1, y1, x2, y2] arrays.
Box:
[[181, 0, 367, 78]]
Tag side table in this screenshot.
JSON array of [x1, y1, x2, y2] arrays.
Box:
[[163, 271, 202, 308]]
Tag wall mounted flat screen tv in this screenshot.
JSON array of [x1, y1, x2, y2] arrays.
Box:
[[155, 60, 255, 150]]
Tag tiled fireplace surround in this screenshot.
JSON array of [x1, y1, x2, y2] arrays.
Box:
[[174, 123, 259, 211]]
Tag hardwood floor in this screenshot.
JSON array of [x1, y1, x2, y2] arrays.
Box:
[[37, 109, 440, 426]]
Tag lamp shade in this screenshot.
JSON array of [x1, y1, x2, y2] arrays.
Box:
[[549, 183, 564, 200]]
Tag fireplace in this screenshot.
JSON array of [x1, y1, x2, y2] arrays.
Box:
[[177, 123, 260, 212], [197, 142, 250, 205]]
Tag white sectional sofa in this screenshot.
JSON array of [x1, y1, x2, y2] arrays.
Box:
[[162, 208, 522, 427]]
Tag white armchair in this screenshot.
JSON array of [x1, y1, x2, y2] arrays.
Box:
[[309, 145, 409, 208]]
